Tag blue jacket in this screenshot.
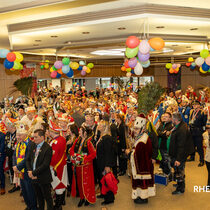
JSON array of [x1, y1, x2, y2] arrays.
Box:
[[0, 132, 5, 158], [179, 106, 191, 125]]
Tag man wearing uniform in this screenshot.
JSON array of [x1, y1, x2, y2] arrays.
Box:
[[179, 96, 191, 125]]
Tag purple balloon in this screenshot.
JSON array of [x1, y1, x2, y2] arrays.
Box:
[[54, 61, 63, 69], [138, 52, 150, 62], [172, 64, 177, 69], [128, 58, 137, 68], [81, 70, 86, 76]]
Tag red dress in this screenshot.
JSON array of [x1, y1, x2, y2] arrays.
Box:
[[50, 136, 67, 190], [70, 137, 96, 203]]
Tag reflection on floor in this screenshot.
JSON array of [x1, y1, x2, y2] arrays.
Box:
[[1, 156, 209, 210]]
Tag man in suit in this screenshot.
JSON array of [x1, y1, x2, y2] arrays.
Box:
[[26, 129, 53, 210]]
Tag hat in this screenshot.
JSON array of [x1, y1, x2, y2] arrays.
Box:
[[49, 120, 62, 133], [134, 114, 147, 129], [58, 113, 69, 122], [0, 122, 6, 134], [193, 100, 201, 105], [67, 117, 75, 127], [16, 121, 28, 134], [26, 106, 36, 113], [5, 118, 18, 127]]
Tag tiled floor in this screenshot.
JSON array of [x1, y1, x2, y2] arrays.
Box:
[[1, 156, 210, 210]]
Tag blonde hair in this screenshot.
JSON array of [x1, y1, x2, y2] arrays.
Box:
[[99, 120, 111, 136]]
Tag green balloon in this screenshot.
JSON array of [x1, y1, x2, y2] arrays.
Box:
[[52, 65, 57, 71], [125, 47, 138, 58], [200, 49, 209, 58], [87, 63, 94, 68], [208, 69, 210, 73], [41, 65, 44, 69], [13, 61, 21, 70], [62, 57, 70, 65], [166, 63, 172, 69]]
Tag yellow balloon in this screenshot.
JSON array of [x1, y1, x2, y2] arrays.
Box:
[[188, 57, 194, 62], [86, 67, 91, 74], [199, 67, 207, 74], [44, 64, 49, 69], [14, 52, 23, 62], [50, 67, 54, 72], [45, 60, 50, 63]]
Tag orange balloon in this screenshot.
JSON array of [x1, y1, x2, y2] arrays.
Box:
[[169, 68, 174, 74], [57, 68, 63, 74], [149, 37, 165, 51], [121, 66, 126, 71]]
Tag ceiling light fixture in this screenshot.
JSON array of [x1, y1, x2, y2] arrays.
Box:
[[33, 44, 39, 46], [82, 32, 90, 34], [51, 35, 58, 38], [35, 40, 41, 42], [190, 28, 198, 30], [118, 27, 126, 30], [156, 26, 165, 29], [172, 44, 178, 47], [186, 46, 191, 48]]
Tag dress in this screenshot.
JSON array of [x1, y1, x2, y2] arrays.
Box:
[[130, 133, 155, 200]]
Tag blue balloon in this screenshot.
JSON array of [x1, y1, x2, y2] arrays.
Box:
[[56, 73, 61, 78], [150, 47, 155, 52], [190, 65, 196, 70], [79, 60, 86, 66], [0, 49, 10, 58], [62, 65, 70, 74], [131, 69, 135, 74], [141, 60, 150, 68], [4, 59, 14, 69], [191, 62, 196, 67], [78, 66, 83, 71], [66, 69, 74, 77], [202, 62, 209, 71]]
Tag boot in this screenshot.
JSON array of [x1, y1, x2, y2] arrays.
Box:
[[54, 194, 63, 210], [61, 191, 66, 206]]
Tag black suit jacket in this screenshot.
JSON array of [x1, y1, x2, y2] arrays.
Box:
[[26, 141, 53, 184]]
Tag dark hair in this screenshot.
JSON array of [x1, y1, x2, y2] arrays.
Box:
[[69, 124, 79, 137], [41, 123, 49, 133], [34, 129, 45, 137], [116, 113, 124, 122], [165, 112, 172, 118], [80, 126, 93, 138]]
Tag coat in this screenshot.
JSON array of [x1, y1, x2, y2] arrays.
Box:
[[101, 172, 118, 195]]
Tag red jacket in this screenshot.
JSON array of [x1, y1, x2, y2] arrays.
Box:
[[101, 172, 118, 195]]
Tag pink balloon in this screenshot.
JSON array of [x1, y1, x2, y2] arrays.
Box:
[[54, 61, 63, 69], [138, 52, 150, 62], [81, 70, 86, 76], [51, 71, 57, 78], [139, 40, 150, 55], [83, 66, 87, 71], [128, 57, 137, 68], [205, 57, 210, 66], [172, 64, 177, 69]]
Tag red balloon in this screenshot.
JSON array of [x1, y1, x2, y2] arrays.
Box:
[[126, 36, 140, 48], [124, 60, 130, 68], [6, 52, 16, 62], [186, 62, 191, 67]]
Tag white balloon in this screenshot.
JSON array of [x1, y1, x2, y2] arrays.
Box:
[[139, 40, 150, 55], [195, 57, 204, 66], [134, 62, 143, 75], [126, 72, 132, 77]]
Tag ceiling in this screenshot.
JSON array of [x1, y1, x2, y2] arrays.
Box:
[[1, 0, 210, 63]]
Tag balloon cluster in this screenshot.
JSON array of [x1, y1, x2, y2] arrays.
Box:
[[40, 60, 50, 70], [194, 50, 210, 74], [50, 58, 94, 78], [165, 63, 181, 74], [185, 57, 196, 70], [121, 36, 165, 77], [0, 49, 24, 71], [73, 82, 79, 87]]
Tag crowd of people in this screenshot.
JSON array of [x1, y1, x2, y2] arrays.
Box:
[[0, 83, 209, 210]]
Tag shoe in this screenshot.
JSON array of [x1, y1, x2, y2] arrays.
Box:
[[84, 200, 90, 206], [97, 194, 104, 199], [77, 199, 85, 207], [172, 190, 184, 195], [198, 162, 204, 167], [101, 200, 114, 205], [118, 171, 126, 176], [0, 188, 5, 195], [8, 186, 20, 193], [134, 197, 148, 204]]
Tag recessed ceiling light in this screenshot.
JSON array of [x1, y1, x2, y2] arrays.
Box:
[[118, 27, 126, 30], [156, 26, 165, 29], [51, 35, 58, 38], [186, 46, 191, 48], [190, 28, 198, 30], [67, 41, 72, 44], [35, 40, 41, 42], [33, 44, 39, 46], [172, 44, 178, 47], [82, 32, 90, 34]]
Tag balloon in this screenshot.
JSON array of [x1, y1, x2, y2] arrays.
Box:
[[56, 73, 62, 78], [87, 63, 94, 69], [13, 61, 21, 70], [78, 66, 83, 71], [50, 67, 54, 72], [81, 70, 86, 76], [174, 67, 179, 74], [126, 36, 140, 48], [0, 49, 10, 58], [190, 65, 196, 70], [205, 56, 210, 66], [188, 57, 194, 62], [172, 64, 177, 69], [131, 69, 135, 74], [41, 65, 44, 69], [52, 65, 57, 71], [124, 60, 130, 68], [166, 63, 172, 69], [10, 68, 15, 72], [185, 63, 191, 67], [86, 67, 91, 74], [50, 71, 57, 78], [134, 62, 143, 75], [191, 62, 196, 67], [4, 59, 14, 69], [19, 64, 23, 70], [141, 60, 150, 68], [54, 61, 63, 69], [199, 67, 207, 74], [6, 52, 16, 62], [70, 62, 79, 70], [139, 40, 150, 55], [14, 52, 23, 62], [44, 64, 49, 69], [57, 68, 63, 74], [66, 69, 74, 77], [126, 68, 131, 72], [79, 60, 86, 66], [83, 66, 87, 71], [125, 47, 139, 58], [62, 65, 70, 74], [150, 47, 155, 52], [169, 68, 174, 74], [126, 72, 132, 77], [148, 37, 165, 50], [195, 57, 204, 66], [121, 66, 126, 71], [62, 57, 70, 65], [138, 52, 150, 62], [200, 49, 209, 58], [45, 60, 49, 63], [177, 64, 181, 68], [201, 62, 209, 71], [128, 57, 137, 68]]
